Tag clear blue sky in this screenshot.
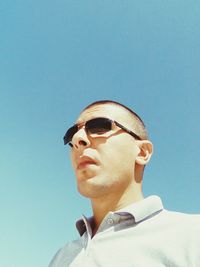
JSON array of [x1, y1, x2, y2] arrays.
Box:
[[0, 1, 200, 267]]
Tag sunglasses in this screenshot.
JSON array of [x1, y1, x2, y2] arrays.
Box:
[[63, 117, 142, 146]]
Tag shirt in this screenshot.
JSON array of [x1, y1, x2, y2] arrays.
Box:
[[49, 195, 200, 267]]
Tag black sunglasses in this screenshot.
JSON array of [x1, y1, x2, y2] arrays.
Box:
[[63, 117, 142, 146]]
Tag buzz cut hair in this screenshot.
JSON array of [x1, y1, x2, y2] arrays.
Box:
[[83, 100, 148, 140]]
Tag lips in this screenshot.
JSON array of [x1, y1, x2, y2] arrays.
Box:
[[77, 156, 98, 170]]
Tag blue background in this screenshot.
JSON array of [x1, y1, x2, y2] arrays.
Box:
[[0, 1, 200, 266]]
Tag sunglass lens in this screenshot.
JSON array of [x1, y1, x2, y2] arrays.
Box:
[[64, 125, 78, 144], [86, 118, 112, 135]]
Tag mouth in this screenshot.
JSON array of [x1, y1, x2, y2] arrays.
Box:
[[77, 156, 98, 170]]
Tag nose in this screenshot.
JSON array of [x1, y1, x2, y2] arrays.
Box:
[[71, 127, 90, 150]]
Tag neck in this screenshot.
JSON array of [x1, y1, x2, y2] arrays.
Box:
[[90, 182, 143, 236]]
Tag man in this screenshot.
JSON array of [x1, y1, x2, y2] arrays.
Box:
[[49, 100, 200, 267]]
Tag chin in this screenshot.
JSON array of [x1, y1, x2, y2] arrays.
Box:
[[76, 169, 98, 181], [77, 176, 113, 198]]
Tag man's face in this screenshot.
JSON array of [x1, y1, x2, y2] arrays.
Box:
[[70, 104, 142, 199]]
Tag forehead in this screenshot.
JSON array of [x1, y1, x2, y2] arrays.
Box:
[[76, 104, 132, 124]]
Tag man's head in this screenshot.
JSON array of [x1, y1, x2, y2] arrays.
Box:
[[64, 100, 153, 202]]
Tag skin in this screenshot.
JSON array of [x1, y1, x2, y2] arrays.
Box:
[[70, 103, 153, 235]]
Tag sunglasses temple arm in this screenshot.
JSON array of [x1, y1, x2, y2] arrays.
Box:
[[114, 121, 141, 140]]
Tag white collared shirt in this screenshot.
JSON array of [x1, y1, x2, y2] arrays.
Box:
[[49, 195, 200, 267]]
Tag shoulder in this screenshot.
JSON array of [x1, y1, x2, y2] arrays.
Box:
[[158, 209, 200, 237], [161, 209, 200, 223], [48, 238, 82, 267]]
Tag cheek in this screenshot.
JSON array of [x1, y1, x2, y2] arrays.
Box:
[[70, 152, 76, 169], [100, 141, 137, 173]]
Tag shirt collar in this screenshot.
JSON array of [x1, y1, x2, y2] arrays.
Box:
[[76, 195, 163, 236], [76, 215, 92, 237], [115, 195, 163, 223]]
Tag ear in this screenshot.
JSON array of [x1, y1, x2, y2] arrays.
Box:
[[135, 140, 153, 166]]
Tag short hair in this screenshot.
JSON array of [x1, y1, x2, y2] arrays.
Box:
[[83, 100, 148, 140]]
